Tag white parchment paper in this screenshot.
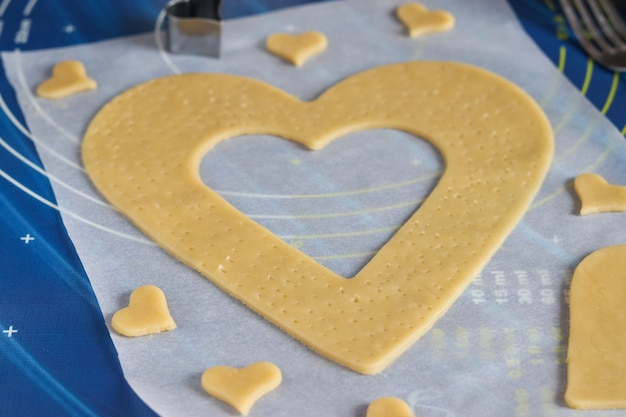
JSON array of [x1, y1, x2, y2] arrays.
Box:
[[5, 0, 626, 415]]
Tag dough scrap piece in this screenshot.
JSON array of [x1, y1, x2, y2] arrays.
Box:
[[366, 397, 416, 417], [201, 362, 282, 415], [36, 60, 97, 99], [266, 31, 327, 66], [111, 285, 176, 337], [574, 173, 626, 215], [396, 3, 455, 38], [82, 62, 553, 374], [565, 245, 626, 409]]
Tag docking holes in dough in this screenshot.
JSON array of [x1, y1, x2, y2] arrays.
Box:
[[82, 62, 553, 374]]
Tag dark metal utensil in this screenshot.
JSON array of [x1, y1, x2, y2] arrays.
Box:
[[166, 0, 222, 57]]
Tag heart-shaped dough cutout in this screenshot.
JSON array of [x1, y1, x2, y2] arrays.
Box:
[[83, 62, 553, 374], [266, 31, 327, 66], [367, 397, 415, 417], [574, 173, 626, 215], [111, 285, 176, 337], [36, 60, 97, 99], [396, 3, 455, 38], [566, 245, 626, 409], [201, 362, 282, 415]]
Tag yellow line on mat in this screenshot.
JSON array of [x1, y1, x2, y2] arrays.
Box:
[[600, 71, 619, 115], [558, 46, 566, 72], [580, 58, 594, 95]]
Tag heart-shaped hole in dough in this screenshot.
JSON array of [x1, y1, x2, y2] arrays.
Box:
[[200, 130, 443, 278]]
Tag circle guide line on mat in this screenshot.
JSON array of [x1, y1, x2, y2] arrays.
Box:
[[600, 71, 619, 115], [0, 136, 112, 208], [0, 81, 84, 172], [215, 170, 442, 199], [0, 168, 155, 245]]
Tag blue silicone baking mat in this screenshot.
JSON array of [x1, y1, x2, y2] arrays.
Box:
[[1, 1, 625, 415]]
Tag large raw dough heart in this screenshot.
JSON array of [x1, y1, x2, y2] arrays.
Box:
[[82, 62, 553, 374]]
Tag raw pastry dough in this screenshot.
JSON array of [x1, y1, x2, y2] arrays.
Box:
[[201, 362, 282, 415], [83, 62, 553, 374], [566, 245, 626, 409], [266, 31, 327, 66], [36, 60, 97, 99], [366, 397, 415, 417], [574, 173, 626, 215], [396, 3, 455, 38], [111, 285, 176, 337]]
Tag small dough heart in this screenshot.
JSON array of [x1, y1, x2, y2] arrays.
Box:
[[36, 60, 97, 99], [574, 173, 626, 215], [396, 2, 455, 38], [111, 285, 176, 337], [367, 397, 415, 417], [201, 362, 282, 415], [266, 31, 327, 66]]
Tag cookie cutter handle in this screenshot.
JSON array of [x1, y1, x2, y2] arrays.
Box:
[[165, 0, 222, 57]]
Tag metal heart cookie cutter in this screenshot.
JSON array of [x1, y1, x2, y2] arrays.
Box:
[[166, 0, 222, 57]]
